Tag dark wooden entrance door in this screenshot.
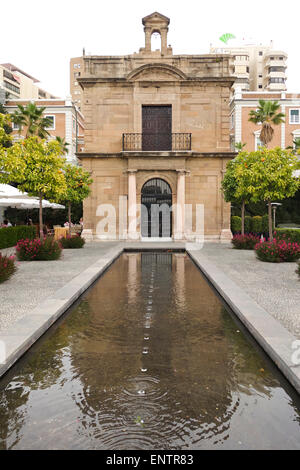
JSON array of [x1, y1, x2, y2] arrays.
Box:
[[141, 178, 172, 238], [142, 105, 172, 151]]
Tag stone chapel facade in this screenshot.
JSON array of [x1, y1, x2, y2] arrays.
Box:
[[77, 12, 236, 241]]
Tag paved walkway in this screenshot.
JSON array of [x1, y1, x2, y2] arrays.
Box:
[[201, 243, 300, 339], [0, 241, 299, 338], [0, 242, 119, 333]]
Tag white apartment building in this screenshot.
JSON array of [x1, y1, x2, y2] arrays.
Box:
[[210, 43, 287, 92], [0, 63, 57, 101]]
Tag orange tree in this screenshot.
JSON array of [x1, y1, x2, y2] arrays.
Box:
[[0, 137, 66, 238], [245, 147, 300, 241], [222, 151, 253, 235], [60, 164, 92, 235]]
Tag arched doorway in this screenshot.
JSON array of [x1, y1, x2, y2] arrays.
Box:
[[141, 178, 172, 238]]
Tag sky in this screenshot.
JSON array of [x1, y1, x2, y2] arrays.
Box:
[[1, 0, 299, 98]]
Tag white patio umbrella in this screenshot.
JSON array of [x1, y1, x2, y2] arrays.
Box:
[[0, 185, 65, 209], [0, 198, 65, 209]]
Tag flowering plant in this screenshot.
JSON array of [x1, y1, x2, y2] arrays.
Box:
[[16, 237, 62, 261], [232, 233, 261, 250], [59, 234, 85, 249], [255, 238, 300, 263], [0, 254, 17, 283]]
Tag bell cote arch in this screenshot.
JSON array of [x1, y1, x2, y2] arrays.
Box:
[[141, 12, 172, 55]]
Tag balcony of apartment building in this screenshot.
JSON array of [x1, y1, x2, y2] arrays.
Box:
[[265, 77, 287, 91], [264, 52, 287, 68], [122, 105, 191, 153]]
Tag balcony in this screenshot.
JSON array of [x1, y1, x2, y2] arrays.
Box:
[[122, 133, 192, 152]]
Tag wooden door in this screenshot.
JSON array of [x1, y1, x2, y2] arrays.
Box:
[[142, 106, 172, 151]]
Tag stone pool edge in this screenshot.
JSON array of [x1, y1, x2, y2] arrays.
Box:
[[188, 249, 300, 394], [0, 245, 123, 379]]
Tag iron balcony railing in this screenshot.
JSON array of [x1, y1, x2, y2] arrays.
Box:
[[122, 133, 192, 152]]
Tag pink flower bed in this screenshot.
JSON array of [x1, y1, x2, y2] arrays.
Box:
[[255, 238, 300, 263]]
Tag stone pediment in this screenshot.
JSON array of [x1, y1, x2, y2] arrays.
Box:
[[127, 64, 187, 82], [142, 12, 170, 26]]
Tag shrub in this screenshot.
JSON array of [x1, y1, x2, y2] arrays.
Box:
[[274, 229, 300, 244], [251, 216, 262, 234], [232, 234, 261, 250], [16, 237, 62, 261], [60, 235, 85, 249], [0, 225, 36, 249], [0, 254, 17, 283], [231, 216, 242, 233], [255, 239, 300, 263]]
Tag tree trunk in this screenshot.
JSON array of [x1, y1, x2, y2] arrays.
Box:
[[241, 200, 245, 236], [39, 193, 43, 239], [268, 201, 273, 241], [68, 202, 72, 237]]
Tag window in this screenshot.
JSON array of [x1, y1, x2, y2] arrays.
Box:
[[290, 109, 300, 124], [73, 63, 81, 69], [74, 90, 81, 95], [4, 80, 20, 95], [45, 115, 55, 130], [259, 85, 263, 89], [259, 51, 263, 56], [269, 78, 285, 84], [255, 133, 263, 150], [259, 74, 262, 78], [269, 66, 285, 73], [246, 66, 250, 73], [74, 72, 81, 78], [12, 122, 20, 130]]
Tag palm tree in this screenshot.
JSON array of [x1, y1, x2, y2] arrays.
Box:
[[248, 100, 285, 146], [12, 103, 53, 139], [286, 137, 300, 154], [234, 142, 246, 152], [55, 136, 69, 155]]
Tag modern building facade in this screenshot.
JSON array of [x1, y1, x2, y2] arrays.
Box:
[[5, 97, 84, 164], [230, 90, 300, 151], [0, 63, 57, 101], [210, 44, 287, 92], [70, 57, 85, 111], [76, 12, 236, 241]]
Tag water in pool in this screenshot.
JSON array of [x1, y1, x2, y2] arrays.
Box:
[[0, 253, 299, 450]]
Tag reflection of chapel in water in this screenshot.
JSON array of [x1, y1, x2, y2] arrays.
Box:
[[77, 12, 236, 241]]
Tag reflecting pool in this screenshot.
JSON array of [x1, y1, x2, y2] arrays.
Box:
[[0, 253, 299, 449]]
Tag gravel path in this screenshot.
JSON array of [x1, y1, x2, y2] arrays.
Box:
[[0, 242, 119, 333], [201, 243, 300, 339]]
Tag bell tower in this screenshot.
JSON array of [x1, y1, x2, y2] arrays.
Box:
[[140, 12, 173, 55]]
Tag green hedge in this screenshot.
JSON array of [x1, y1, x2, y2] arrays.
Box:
[[244, 216, 252, 233], [261, 215, 269, 234], [275, 228, 300, 244], [251, 216, 262, 234], [231, 216, 242, 233], [0, 226, 36, 249]]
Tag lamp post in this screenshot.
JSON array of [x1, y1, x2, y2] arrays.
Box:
[[271, 203, 282, 229]]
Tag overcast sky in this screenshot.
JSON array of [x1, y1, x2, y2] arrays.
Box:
[[1, 0, 299, 97]]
